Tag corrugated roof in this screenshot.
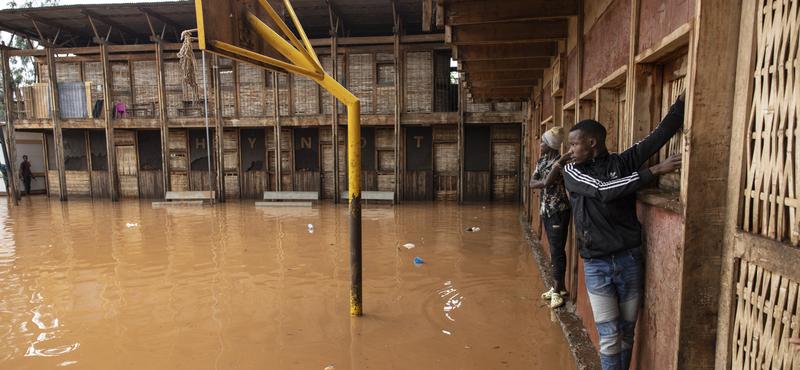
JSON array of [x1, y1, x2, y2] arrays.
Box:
[[0, 0, 426, 47]]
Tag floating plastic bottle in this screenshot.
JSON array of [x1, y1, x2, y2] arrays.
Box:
[[413, 257, 424, 265]]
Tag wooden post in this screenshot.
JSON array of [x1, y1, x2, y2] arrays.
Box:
[[213, 56, 225, 201], [0, 49, 20, 204], [273, 72, 281, 191], [457, 78, 464, 204], [715, 1, 756, 368], [624, 0, 642, 149], [393, 28, 403, 202], [155, 41, 170, 195], [100, 43, 118, 201], [46, 47, 67, 201], [676, 0, 741, 367], [331, 35, 340, 203]]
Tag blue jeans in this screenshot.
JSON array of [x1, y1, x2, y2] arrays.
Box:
[[584, 248, 643, 370]]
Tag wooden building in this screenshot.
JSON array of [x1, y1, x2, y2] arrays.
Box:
[[1, 0, 799, 369], [0, 1, 525, 203], [439, 0, 800, 369]]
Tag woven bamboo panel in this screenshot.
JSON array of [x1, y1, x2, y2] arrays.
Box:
[[114, 130, 136, 146], [492, 126, 520, 142], [731, 259, 799, 369], [466, 102, 492, 113], [223, 151, 238, 171], [348, 53, 374, 114], [492, 142, 519, 173], [495, 102, 522, 112], [219, 61, 236, 118], [265, 71, 275, 116], [378, 150, 394, 172], [659, 54, 686, 192], [111, 62, 131, 106], [492, 175, 518, 202], [65, 171, 90, 196], [278, 73, 290, 116], [224, 173, 239, 198], [319, 126, 332, 142], [169, 129, 187, 150], [405, 51, 433, 113], [376, 128, 394, 148], [377, 173, 395, 192], [223, 130, 237, 150], [376, 85, 395, 114], [434, 142, 458, 173], [132, 61, 158, 107], [47, 170, 59, 196], [742, 0, 800, 246], [320, 55, 346, 115], [170, 153, 187, 171], [433, 127, 457, 142], [83, 62, 104, 102], [170, 173, 188, 191], [292, 74, 319, 115], [56, 62, 80, 83], [238, 62, 265, 117], [321, 143, 334, 199]]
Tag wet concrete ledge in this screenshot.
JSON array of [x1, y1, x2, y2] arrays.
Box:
[[520, 217, 602, 370]]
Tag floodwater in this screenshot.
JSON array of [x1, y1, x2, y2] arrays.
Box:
[[0, 196, 574, 370]]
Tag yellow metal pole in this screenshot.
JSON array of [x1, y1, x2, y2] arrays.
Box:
[[346, 101, 362, 316], [195, 0, 362, 316]]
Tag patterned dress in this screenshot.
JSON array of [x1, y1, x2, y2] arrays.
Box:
[[531, 153, 571, 217]]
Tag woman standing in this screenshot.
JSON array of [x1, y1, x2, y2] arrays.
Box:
[[529, 127, 572, 309]]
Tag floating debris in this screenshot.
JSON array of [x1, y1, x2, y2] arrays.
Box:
[[402, 243, 416, 250], [125, 223, 139, 228], [307, 224, 314, 234], [413, 256, 425, 265], [465, 226, 480, 232]]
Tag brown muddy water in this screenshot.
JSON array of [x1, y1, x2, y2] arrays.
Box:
[[0, 196, 574, 370]]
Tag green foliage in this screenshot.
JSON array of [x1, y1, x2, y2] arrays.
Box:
[[5, 0, 60, 86]]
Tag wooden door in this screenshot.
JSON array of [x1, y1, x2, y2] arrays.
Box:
[[491, 126, 520, 202], [116, 145, 138, 198], [403, 126, 433, 201], [433, 126, 457, 201]]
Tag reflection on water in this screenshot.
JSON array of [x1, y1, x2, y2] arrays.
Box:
[[0, 197, 574, 370]]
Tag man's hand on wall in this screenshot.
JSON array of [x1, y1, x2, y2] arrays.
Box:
[[650, 153, 682, 176]]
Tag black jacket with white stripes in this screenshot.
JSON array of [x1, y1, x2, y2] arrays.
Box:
[[563, 99, 684, 259]]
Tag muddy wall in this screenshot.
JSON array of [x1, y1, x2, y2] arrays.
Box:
[[637, 0, 694, 54], [581, 0, 630, 90]]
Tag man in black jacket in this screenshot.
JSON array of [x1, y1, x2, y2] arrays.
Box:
[[555, 93, 684, 370]]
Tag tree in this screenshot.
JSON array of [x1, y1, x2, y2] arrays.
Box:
[[5, 0, 60, 86]]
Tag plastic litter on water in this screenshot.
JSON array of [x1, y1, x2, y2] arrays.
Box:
[[413, 257, 425, 265], [324, 366, 335, 370], [402, 243, 416, 250], [125, 223, 139, 228], [442, 330, 452, 335], [465, 226, 480, 232], [307, 224, 314, 234]]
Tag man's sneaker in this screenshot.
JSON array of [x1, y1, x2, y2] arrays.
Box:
[[541, 287, 556, 300], [549, 293, 565, 309]]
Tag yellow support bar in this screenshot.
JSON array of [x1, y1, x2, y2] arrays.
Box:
[[256, 0, 323, 75], [282, 0, 321, 67], [210, 40, 322, 80], [245, 12, 318, 73]]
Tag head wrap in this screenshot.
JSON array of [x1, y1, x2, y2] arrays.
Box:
[[542, 127, 564, 150]]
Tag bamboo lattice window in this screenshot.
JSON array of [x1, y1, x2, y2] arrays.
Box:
[[731, 260, 800, 369], [742, 0, 800, 246], [658, 54, 687, 192]]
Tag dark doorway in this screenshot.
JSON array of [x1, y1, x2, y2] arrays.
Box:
[[404, 126, 433, 200], [464, 126, 491, 201]]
